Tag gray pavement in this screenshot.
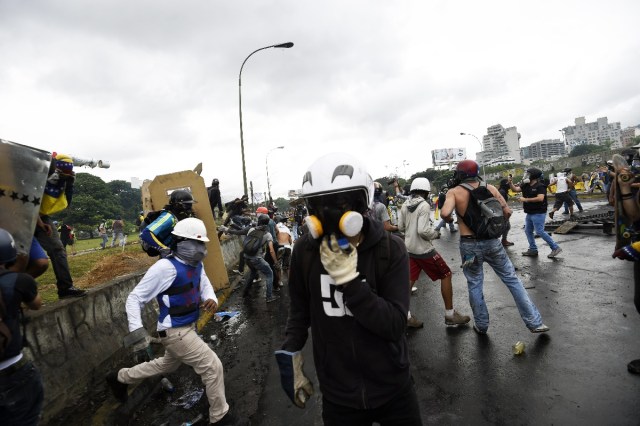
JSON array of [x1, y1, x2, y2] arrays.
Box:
[[65, 199, 640, 425]]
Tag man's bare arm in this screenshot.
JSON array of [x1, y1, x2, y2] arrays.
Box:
[[441, 189, 456, 221]]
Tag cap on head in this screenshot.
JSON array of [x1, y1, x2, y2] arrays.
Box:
[[257, 214, 270, 226], [454, 160, 480, 181], [256, 206, 269, 215], [55, 153, 74, 174], [300, 152, 374, 214], [169, 190, 196, 206], [171, 218, 209, 242], [563, 167, 572, 173], [212, 178, 219, 186], [0, 228, 17, 265], [409, 177, 431, 193], [526, 168, 543, 180]]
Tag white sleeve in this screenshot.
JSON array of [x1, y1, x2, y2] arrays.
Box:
[[125, 259, 176, 332]]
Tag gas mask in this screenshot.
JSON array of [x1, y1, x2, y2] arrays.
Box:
[[304, 195, 364, 245], [521, 172, 531, 185]]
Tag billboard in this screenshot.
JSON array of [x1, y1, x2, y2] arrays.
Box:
[[431, 148, 467, 166]]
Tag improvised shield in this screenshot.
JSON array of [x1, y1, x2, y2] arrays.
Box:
[[0, 139, 51, 255]]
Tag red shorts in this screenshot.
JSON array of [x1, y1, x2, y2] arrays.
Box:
[[409, 253, 451, 282]]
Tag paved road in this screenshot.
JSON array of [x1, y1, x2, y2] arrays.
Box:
[[66, 199, 640, 425]]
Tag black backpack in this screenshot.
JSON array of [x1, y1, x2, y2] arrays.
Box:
[[243, 228, 267, 256], [0, 272, 17, 358], [460, 182, 507, 240]]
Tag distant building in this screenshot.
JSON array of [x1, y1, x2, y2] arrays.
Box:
[[523, 139, 565, 160], [621, 126, 640, 147], [477, 124, 522, 166], [130, 177, 142, 189], [562, 116, 622, 151]]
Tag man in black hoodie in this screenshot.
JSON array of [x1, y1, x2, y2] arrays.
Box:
[[276, 153, 422, 425]]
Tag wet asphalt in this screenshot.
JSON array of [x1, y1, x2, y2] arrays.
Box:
[[59, 198, 640, 426]]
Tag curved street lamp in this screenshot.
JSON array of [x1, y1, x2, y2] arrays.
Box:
[[266, 145, 285, 204], [460, 132, 486, 180], [239, 42, 294, 197]]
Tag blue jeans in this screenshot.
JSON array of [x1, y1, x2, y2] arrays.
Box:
[[525, 213, 559, 252], [0, 361, 44, 426], [563, 189, 583, 213], [244, 256, 274, 298], [459, 238, 543, 332]]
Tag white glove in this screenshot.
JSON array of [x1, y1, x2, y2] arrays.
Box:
[[274, 350, 314, 408], [217, 225, 228, 233], [319, 234, 359, 285]]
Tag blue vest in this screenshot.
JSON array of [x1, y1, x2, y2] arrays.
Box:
[[157, 258, 202, 328]]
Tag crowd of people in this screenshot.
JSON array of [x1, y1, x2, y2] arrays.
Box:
[[3, 147, 639, 425]]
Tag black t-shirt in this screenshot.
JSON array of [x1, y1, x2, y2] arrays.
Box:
[[0, 271, 38, 360], [522, 181, 548, 214]]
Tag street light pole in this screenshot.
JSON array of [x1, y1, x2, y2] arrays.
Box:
[[239, 42, 294, 197], [266, 145, 284, 204], [460, 132, 486, 180]]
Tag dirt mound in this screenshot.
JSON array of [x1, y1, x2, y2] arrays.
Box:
[[76, 252, 156, 288]]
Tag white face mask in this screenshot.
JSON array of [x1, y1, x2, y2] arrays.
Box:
[[175, 240, 207, 266]]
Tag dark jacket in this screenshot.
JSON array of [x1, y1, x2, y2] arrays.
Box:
[[282, 217, 411, 409]]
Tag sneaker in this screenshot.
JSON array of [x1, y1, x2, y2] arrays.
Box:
[[521, 250, 539, 257], [529, 324, 550, 333], [445, 310, 471, 325], [628, 359, 640, 375], [547, 248, 562, 258], [211, 408, 241, 425], [58, 286, 87, 298], [473, 324, 487, 335], [406, 316, 424, 329], [266, 295, 280, 303], [253, 278, 261, 283], [449, 228, 457, 233], [106, 371, 128, 402], [548, 212, 554, 220], [279, 281, 284, 287], [501, 240, 515, 247], [232, 269, 242, 275]]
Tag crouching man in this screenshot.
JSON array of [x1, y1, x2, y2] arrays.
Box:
[[106, 218, 237, 425]]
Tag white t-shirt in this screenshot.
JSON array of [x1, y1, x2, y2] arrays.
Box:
[[555, 173, 568, 193]]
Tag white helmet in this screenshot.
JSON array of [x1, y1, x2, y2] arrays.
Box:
[[171, 218, 210, 242], [300, 152, 374, 211], [410, 177, 431, 193]]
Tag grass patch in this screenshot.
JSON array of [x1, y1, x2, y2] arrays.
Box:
[[38, 242, 154, 305]]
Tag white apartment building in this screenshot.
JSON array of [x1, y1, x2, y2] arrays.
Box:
[[476, 124, 522, 166], [562, 116, 622, 151], [524, 139, 566, 160], [621, 126, 640, 147]]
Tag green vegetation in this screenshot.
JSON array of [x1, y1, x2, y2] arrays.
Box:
[[53, 173, 142, 237]]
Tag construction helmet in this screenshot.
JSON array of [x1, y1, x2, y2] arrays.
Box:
[[300, 152, 374, 214], [256, 206, 269, 215], [257, 214, 270, 226], [0, 228, 17, 265], [171, 218, 209, 242], [454, 160, 480, 181], [169, 190, 196, 206], [410, 177, 431, 193]]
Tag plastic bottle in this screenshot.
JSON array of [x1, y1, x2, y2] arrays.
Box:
[[160, 377, 175, 393], [512, 341, 525, 355]]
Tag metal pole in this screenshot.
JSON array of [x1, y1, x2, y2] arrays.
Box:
[[239, 42, 294, 197]]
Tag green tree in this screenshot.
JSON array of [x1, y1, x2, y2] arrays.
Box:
[[53, 173, 120, 236], [107, 180, 142, 222], [569, 144, 604, 157]]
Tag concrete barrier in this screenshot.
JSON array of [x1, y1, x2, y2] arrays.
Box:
[[22, 235, 243, 424]]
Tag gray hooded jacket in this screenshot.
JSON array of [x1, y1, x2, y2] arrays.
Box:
[[398, 195, 440, 257]]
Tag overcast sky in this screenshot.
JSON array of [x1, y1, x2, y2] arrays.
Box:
[[1, 0, 639, 201]]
